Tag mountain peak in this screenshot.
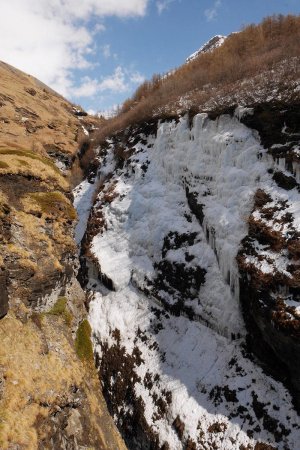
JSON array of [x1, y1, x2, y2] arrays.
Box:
[[186, 35, 226, 62]]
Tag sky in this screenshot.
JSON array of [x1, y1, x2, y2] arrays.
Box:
[[0, 0, 300, 115]]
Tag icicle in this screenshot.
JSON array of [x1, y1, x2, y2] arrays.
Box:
[[292, 161, 300, 183]]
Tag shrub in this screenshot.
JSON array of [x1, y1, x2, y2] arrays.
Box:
[[77, 135, 98, 176], [48, 297, 68, 315], [69, 158, 84, 188]]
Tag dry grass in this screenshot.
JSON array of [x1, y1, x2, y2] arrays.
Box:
[[0, 149, 61, 173], [0, 309, 127, 450], [0, 312, 83, 449], [46, 296, 73, 326], [94, 14, 300, 145], [0, 60, 102, 190], [0, 57, 127, 450], [0, 61, 79, 157], [0, 149, 69, 190], [22, 191, 77, 221]]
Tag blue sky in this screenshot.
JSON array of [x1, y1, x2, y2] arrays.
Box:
[[1, 0, 300, 114]]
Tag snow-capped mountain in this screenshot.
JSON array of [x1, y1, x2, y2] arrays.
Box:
[[186, 35, 227, 63]]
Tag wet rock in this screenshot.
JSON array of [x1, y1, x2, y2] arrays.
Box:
[[0, 269, 9, 318], [44, 144, 74, 169], [186, 187, 205, 225], [240, 102, 300, 149], [272, 171, 298, 190], [237, 187, 300, 408]]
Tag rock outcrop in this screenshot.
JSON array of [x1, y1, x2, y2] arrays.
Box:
[[0, 62, 126, 450]]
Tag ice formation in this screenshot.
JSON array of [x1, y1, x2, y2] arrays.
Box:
[[74, 112, 300, 449]]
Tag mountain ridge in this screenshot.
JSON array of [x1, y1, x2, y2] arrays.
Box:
[[186, 34, 227, 63]]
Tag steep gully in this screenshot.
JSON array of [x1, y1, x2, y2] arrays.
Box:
[[74, 104, 300, 449]]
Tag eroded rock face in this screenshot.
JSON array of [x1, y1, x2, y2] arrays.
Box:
[[236, 104, 300, 406], [0, 60, 101, 314], [0, 173, 77, 311]]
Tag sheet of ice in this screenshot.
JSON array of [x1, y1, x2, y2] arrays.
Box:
[[89, 286, 300, 450], [81, 125, 89, 136], [90, 118, 253, 336], [234, 105, 254, 120], [90, 115, 295, 335], [73, 179, 98, 244], [73, 145, 118, 245], [87, 114, 300, 448]]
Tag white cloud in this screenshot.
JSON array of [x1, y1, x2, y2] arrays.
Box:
[[0, 0, 149, 97], [72, 78, 100, 98], [72, 66, 145, 98], [93, 23, 106, 35], [102, 44, 111, 59], [156, 0, 175, 15], [98, 67, 128, 93], [130, 72, 145, 84], [28, 0, 149, 21], [204, 0, 222, 22]]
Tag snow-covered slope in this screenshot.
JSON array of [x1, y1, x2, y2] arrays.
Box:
[[74, 110, 300, 449], [186, 35, 226, 63]]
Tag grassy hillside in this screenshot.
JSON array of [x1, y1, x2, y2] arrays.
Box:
[[0, 61, 81, 155], [94, 14, 300, 144]]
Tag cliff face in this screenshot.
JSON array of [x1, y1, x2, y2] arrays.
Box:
[[0, 59, 82, 317], [78, 102, 300, 449], [238, 103, 300, 400], [0, 62, 126, 450]]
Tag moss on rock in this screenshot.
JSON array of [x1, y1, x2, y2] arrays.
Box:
[[75, 320, 94, 363]]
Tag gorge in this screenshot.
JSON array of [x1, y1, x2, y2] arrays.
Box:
[[1, 14, 300, 450]]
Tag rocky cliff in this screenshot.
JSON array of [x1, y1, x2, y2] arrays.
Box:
[[0, 61, 126, 450], [77, 100, 300, 449]]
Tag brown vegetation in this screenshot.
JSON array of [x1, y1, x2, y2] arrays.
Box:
[[23, 191, 77, 221], [94, 15, 300, 145], [77, 135, 94, 172], [0, 60, 101, 188], [0, 295, 126, 450]]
